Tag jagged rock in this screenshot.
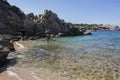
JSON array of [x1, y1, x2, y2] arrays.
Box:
[[24, 10, 85, 37], [0, 40, 14, 66], [0, 0, 90, 40], [0, 0, 25, 36]]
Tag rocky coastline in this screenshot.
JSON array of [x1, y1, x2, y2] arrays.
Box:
[[74, 23, 120, 31], [0, 0, 93, 66], [0, 0, 119, 69], [0, 1, 120, 80]]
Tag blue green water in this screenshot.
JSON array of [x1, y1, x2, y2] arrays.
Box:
[[32, 30, 120, 57], [25, 30, 120, 80]]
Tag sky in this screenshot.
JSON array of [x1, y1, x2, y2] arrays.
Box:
[[8, 0, 120, 25]]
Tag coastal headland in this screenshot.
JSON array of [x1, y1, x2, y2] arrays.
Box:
[[0, 0, 120, 80]]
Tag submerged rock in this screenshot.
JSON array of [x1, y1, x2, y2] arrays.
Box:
[[21, 47, 51, 62]]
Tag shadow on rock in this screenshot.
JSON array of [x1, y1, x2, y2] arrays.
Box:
[[0, 40, 15, 73], [0, 57, 17, 73]]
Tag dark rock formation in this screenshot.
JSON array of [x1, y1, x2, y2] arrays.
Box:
[[0, 0, 90, 40], [24, 10, 86, 38], [0, 0, 25, 66], [0, 1, 23, 66], [0, 0, 25, 36], [0, 40, 14, 66], [0, 0, 91, 66]]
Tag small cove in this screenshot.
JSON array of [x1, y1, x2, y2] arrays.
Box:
[[17, 30, 120, 80], [30, 30, 120, 58]]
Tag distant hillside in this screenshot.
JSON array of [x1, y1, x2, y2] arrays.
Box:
[[74, 23, 120, 31]]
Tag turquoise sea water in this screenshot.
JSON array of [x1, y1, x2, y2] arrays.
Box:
[[24, 30, 120, 80], [32, 30, 120, 57]]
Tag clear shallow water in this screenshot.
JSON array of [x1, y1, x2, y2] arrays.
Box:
[[21, 30, 120, 80], [31, 30, 120, 57]]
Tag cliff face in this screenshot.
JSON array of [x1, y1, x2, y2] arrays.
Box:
[[0, 0, 24, 66], [0, 0, 119, 38], [0, 0, 85, 66], [0, 0, 25, 36], [24, 10, 83, 38], [0, 0, 89, 39]]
